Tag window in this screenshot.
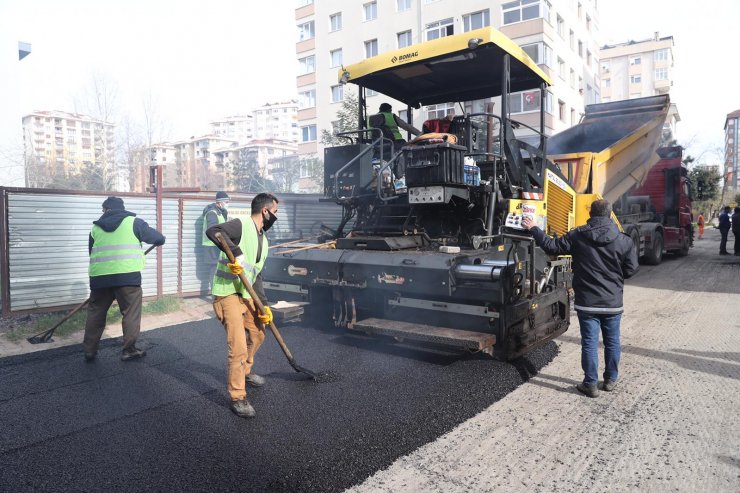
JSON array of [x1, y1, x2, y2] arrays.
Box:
[[463, 10, 490, 32], [558, 58, 565, 79], [578, 40, 583, 57], [578, 76, 583, 91], [426, 18, 453, 40], [301, 125, 317, 142], [601, 60, 610, 73], [577, 1, 582, 19], [586, 15, 591, 31], [398, 109, 410, 123], [298, 55, 315, 74], [330, 13, 342, 32], [655, 68, 668, 80], [508, 90, 540, 113], [363, 2, 377, 21], [397, 30, 412, 48], [570, 68, 575, 88], [654, 49, 669, 62], [426, 103, 455, 120], [558, 100, 566, 121], [557, 15, 564, 37], [630, 56, 641, 65], [571, 108, 576, 125], [630, 75, 641, 84], [604, 78, 611, 88], [397, 0, 411, 11], [298, 89, 316, 109], [502, 0, 550, 25], [521, 42, 553, 68], [298, 21, 315, 41], [586, 50, 591, 68], [331, 85, 344, 103], [364, 39, 378, 58], [330, 48, 343, 68], [569, 29, 574, 50]]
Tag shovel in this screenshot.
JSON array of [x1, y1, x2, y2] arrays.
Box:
[[27, 244, 158, 344], [214, 232, 318, 380]]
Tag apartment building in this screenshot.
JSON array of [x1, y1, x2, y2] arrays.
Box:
[[210, 115, 253, 144], [212, 139, 298, 183], [252, 101, 300, 142], [724, 110, 740, 192], [22, 110, 116, 188], [295, 0, 601, 157], [599, 33, 680, 141]]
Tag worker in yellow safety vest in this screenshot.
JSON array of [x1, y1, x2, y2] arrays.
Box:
[[368, 102, 422, 146], [83, 196, 165, 362], [205, 192, 279, 419], [201, 191, 229, 292]]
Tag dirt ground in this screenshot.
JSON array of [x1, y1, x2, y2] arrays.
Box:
[[349, 227, 740, 492]]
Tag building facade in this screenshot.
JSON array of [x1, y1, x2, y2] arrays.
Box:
[[22, 110, 116, 188], [724, 110, 740, 193], [599, 33, 680, 142], [251, 101, 299, 142], [210, 115, 253, 144], [295, 0, 601, 157]]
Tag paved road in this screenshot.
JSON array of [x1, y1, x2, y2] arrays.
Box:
[[350, 228, 740, 492], [0, 308, 555, 492]]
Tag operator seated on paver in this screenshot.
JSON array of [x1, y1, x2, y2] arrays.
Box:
[[206, 192, 279, 419], [368, 102, 422, 149], [83, 196, 165, 362]]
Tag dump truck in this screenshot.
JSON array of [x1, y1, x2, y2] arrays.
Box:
[[548, 104, 690, 265], [261, 27, 668, 359]]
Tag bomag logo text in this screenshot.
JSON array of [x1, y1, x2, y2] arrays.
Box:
[[392, 51, 418, 63]]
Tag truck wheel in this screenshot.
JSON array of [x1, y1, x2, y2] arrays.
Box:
[[644, 232, 663, 265], [677, 235, 690, 256], [629, 229, 640, 258]]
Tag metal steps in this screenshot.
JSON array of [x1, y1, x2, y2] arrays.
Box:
[[351, 317, 496, 352]]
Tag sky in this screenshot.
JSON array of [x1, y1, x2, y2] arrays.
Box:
[[3, 0, 738, 164]]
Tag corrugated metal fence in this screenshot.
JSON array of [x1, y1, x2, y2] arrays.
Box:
[[0, 188, 344, 315]]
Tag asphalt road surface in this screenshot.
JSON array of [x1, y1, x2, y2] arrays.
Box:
[[0, 313, 556, 492]]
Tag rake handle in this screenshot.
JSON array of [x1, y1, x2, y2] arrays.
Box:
[[214, 232, 296, 363]]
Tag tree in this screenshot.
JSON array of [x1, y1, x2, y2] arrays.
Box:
[[320, 90, 359, 146], [689, 166, 721, 202], [735, 193, 740, 205], [228, 149, 277, 192]]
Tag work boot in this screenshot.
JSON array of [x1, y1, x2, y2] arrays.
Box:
[[602, 379, 617, 392], [576, 383, 599, 398], [121, 346, 146, 361], [84, 351, 96, 362], [246, 373, 266, 387], [230, 399, 256, 418]]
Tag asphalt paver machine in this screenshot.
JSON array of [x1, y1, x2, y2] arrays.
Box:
[[264, 28, 620, 359]]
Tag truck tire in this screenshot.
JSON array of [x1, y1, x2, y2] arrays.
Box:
[[644, 232, 663, 265], [676, 226, 691, 256], [629, 228, 640, 258]]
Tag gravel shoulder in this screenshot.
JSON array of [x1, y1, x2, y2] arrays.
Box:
[[349, 228, 740, 493]]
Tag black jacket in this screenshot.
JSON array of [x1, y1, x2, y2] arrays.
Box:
[[530, 216, 639, 313], [718, 211, 731, 231], [88, 210, 166, 290], [732, 212, 740, 233]]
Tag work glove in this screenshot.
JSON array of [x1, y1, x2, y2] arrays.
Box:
[[257, 306, 273, 326], [227, 255, 245, 275]]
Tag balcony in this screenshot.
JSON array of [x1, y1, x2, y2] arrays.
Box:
[[654, 79, 671, 94]]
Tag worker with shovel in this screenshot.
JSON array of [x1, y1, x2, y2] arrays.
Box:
[[83, 197, 165, 362], [206, 192, 278, 419]]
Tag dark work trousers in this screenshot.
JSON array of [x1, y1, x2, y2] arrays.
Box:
[[83, 286, 143, 354], [719, 229, 730, 254], [735, 231, 740, 254], [204, 246, 221, 295]]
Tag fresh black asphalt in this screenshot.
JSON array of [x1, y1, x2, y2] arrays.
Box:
[[0, 316, 558, 492]]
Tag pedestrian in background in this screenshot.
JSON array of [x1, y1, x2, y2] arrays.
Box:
[[696, 212, 705, 240], [732, 206, 740, 256], [522, 199, 638, 398], [206, 192, 278, 418], [718, 206, 731, 255], [201, 191, 229, 292], [83, 197, 165, 362]]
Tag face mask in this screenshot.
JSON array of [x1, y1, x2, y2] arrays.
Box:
[[219, 202, 229, 210], [263, 209, 277, 231]]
